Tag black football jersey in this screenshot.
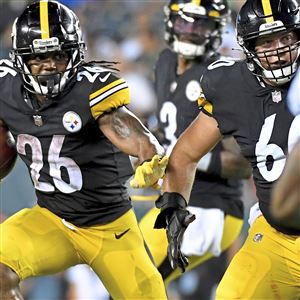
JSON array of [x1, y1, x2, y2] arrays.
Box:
[[0, 59, 133, 226], [155, 49, 243, 218], [200, 58, 300, 235]]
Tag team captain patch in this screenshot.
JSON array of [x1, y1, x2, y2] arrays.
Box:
[[62, 111, 82, 132]]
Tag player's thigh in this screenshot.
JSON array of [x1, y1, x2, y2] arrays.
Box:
[[0, 205, 80, 280], [164, 214, 243, 285], [90, 209, 167, 300], [139, 207, 168, 267], [216, 216, 300, 300]]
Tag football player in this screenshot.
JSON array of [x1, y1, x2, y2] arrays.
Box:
[[271, 68, 300, 229], [137, 0, 251, 288], [0, 1, 168, 299], [153, 0, 300, 299]]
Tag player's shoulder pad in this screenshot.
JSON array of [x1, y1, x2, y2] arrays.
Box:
[[201, 57, 242, 95], [198, 57, 240, 115], [156, 48, 176, 66], [78, 63, 130, 119], [204, 56, 238, 81]]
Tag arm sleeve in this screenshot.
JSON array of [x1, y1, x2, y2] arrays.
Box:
[[89, 75, 130, 119]]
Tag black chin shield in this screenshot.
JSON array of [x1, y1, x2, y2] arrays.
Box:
[[38, 74, 60, 99]]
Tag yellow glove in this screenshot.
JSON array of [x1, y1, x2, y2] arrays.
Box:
[[130, 155, 168, 189]]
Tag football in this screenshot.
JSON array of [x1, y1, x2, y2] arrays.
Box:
[[0, 126, 17, 180]]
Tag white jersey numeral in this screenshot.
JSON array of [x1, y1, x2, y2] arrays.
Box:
[[255, 114, 300, 182], [17, 134, 83, 193], [207, 58, 235, 70], [0, 60, 17, 77], [77, 66, 111, 83], [159, 101, 178, 156]]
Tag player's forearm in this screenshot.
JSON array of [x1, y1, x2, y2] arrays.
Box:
[[129, 131, 165, 165], [99, 107, 165, 163], [163, 146, 197, 202]]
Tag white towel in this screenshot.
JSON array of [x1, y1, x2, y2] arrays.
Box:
[[248, 202, 262, 227], [181, 206, 224, 257]]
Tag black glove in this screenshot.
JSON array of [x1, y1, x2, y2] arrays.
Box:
[[154, 192, 195, 273]]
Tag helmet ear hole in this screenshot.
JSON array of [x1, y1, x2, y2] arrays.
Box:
[[11, 0, 86, 97]]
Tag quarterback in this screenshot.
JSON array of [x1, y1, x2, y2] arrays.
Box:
[[154, 0, 300, 299], [0, 1, 168, 299]]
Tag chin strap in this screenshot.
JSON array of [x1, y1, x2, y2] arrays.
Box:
[[46, 79, 55, 99]]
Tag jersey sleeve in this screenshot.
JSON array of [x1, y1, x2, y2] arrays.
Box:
[[197, 84, 213, 116], [89, 73, 130, 119], [198, 60, 241, 136]]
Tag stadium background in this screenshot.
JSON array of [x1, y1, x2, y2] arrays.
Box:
[[0, 1, 257, 299]]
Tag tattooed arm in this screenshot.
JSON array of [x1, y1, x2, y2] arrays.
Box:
[[98, 107, 165, 164]]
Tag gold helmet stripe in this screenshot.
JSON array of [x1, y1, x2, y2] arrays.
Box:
[[261, 0, 274, 23], [40, 0, 50, 39], [192, 0, 202, 6]]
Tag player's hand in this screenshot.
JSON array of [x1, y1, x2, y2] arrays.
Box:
[[130, 155, 168, 189], [154, 192, 195, 273]]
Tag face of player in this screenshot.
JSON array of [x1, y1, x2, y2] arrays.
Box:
[[26, 51, 69, 77], [173, 15, 217, 45], [25, 51, 69, 100], [254, 31, 298, 71]]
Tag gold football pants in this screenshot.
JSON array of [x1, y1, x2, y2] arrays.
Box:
[[139, 207, 243, 285], [216, 216, 300, 300], [0, 205, 167, 299]]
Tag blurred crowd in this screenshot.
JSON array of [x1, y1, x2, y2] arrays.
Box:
[[0, 1, 258, 299]]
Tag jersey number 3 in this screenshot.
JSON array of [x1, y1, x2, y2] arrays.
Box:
[[17, 134, 83, 194]]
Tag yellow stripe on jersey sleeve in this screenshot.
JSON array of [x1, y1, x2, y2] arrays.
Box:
[[89, 78, 125, 101], [90, 86, 130, 119], [198, 97, 213, 115]]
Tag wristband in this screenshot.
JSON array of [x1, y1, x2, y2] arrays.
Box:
[[155, 192, 187, 211]]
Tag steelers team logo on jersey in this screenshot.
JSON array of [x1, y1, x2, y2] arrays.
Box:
[[62, 111, 82, 132], [186, 80, 201, 101]]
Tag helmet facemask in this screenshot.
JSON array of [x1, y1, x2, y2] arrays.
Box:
[[12, 45, 85, 98], [164, 2, 229, 59], [236, 0, 300, 86], [239, 30, 300, 85], [10, 0, 86, 98]]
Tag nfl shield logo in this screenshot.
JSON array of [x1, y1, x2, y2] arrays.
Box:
[[272, 91, 282, 103], [33, 115, 43, 127]]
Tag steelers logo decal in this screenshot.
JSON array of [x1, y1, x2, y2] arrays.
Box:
[[186, 80, 201, 101], [63, 111, 82, 132]]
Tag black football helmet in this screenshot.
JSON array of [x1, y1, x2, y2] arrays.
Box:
[[164, 0, 230, 59], [237, 0, 300, 85], [10, 0, 86, 98]]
